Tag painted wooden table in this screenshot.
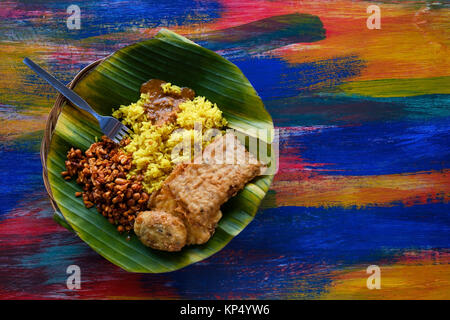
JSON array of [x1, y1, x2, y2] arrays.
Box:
[[0, 0, 448, 299]]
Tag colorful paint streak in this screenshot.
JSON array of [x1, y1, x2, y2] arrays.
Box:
[[192, 13, 326, 54], [321, 250, 450, 300], [0, 0, 449, 299], [274, 169, 449, 208]]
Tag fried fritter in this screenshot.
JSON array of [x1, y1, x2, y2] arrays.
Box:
[[135, 133, 263, 251], [134, 210, 187, 252]]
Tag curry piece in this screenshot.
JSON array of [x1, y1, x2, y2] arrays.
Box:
[[140, 79, 195, 125]]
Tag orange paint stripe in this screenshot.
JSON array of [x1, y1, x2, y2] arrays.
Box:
[[321, 250, 450, 300], [268, 1, 450, 81], [273, 170, 450, 208]]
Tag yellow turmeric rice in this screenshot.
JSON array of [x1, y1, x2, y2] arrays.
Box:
[[112, 83, 227, 193]]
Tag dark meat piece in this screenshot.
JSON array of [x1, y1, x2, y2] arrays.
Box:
[[140, 79, 195, 125]]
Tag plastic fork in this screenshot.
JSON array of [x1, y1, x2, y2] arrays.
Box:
[[23, 57, 131, 144]]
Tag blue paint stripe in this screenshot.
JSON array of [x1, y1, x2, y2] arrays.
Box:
[[231, 55, 364, 101], [284, 118, 450, 175], [1, 0, 223, 40], [0, 137, 43, 217], [146, 204, 449, 299]]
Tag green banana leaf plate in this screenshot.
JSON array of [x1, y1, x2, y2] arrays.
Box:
[[47, 29, 275, 273]]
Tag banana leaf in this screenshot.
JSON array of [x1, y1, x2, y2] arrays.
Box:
[[47, 28, 275, 273]]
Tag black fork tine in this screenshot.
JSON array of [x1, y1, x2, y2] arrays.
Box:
[[115, 132, 125, 141], [111, 135, 120, 144], [119, 127, 128, 137], [120, 128, 130, 137], [112, 127, 129, 143], [101, 117, 131, 144], [122, 125, 132, 134]]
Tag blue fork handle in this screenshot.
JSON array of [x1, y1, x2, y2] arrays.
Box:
[[23, 57, 100, 120]]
